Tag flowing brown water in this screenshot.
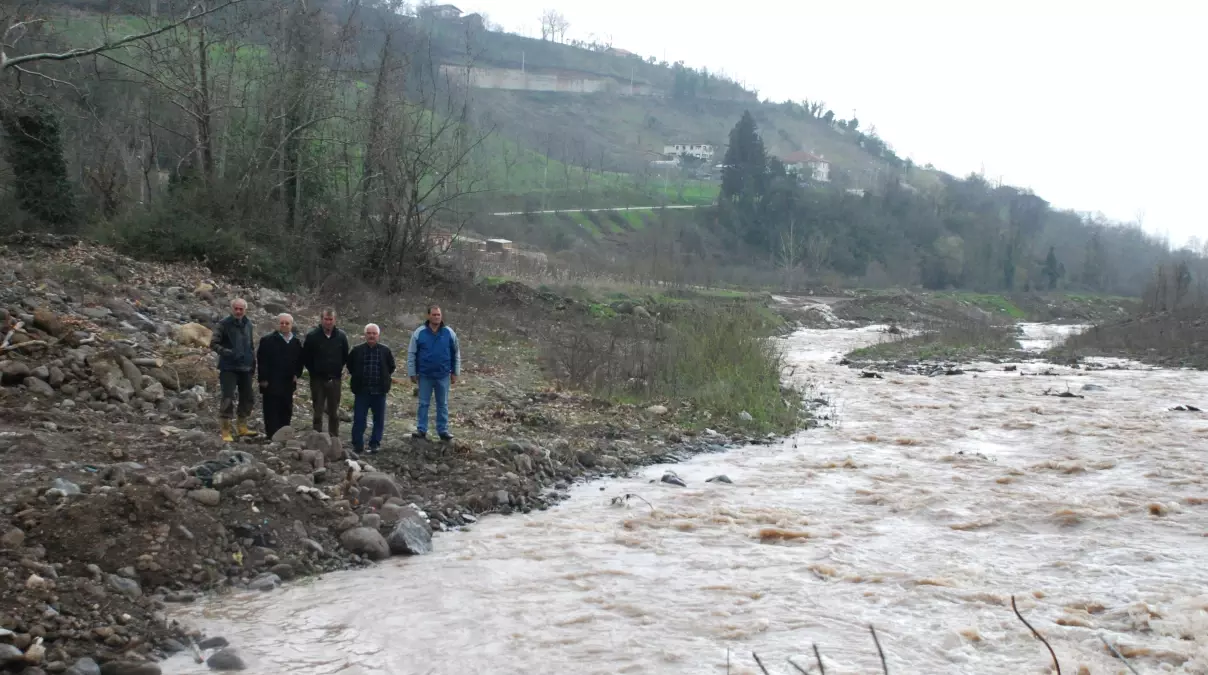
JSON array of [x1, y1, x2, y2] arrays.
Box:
[[165, 325, 1208, 674]]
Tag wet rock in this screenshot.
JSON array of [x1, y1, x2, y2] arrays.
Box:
[[386, 507, 433, 555], [197, 637, 229, 650], [206, 648, 246, 671], [706, 475, 733, 484], [339, 527, 389, 561], [106, 574, 142, 599], [269, 563, 295, 581], [99, 663, 161, 675], [188, 489, 221, 506], [493, 490, 511, 506], [576, 452, 597, 468], [248, 574, 280, 592], [24, 377, 55, 397], [660, 471, 687, 487], [1172, 405, 1202, 412], [65, 658, 101, 675]]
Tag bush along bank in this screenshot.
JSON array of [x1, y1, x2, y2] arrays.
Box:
[[0, 237, 818, 673]]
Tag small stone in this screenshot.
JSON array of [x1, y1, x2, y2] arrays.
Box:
[[98, 662, 161, 675], [646, 404, 669, 415], [205, 648, 246, 671], [24, 377, 55, 398], [360, 513, 381, 530], [706, 475, 733, 484], [65, 657, 101, 675], [1, 527, 25, 549], [106, 574, 142, 599], [738, 411, 754, 422], [335, 514, 360, 532], [31, 365, 50, 381], [269, 563, 295, 581], [249, 574, 280, 592], [576, 452, 597, 468], [0, 644, 25, 665], [493, 490, 511, 506], [270, 426, 297, 443], [50, 478, 81, 495], [188, 489, 221, 506]]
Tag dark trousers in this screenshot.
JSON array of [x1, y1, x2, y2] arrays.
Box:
[[351, 393, 387, 450], [310, 377, 342, 436], [219, 370, 255, 419], [262, 391, 294, 439]]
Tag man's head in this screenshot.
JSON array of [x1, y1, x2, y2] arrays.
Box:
[[320, 308, 336, 332], [230, 298, 247, 320], [426, 304, 442, 326], [277, 313, 294, 335], [364, 323, 380, 346]]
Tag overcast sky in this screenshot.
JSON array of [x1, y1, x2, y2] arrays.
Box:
[[456, 0, 1206, 246]]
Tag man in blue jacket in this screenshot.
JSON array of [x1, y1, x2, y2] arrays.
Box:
[[407, 304, 460, 441]]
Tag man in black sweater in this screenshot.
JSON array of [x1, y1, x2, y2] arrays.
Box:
[[347, 323, 395, 455], [301, 308, 350, 437], [257, 313, 304, 440]]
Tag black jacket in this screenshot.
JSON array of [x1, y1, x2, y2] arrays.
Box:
[[302, 326, 350, 380], [210, 315, 256, 373], [347, 342, 396, 396], [256, 332, 304, 395]]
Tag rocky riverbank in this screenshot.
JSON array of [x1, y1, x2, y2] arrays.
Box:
[[0, 236, 791, 674]]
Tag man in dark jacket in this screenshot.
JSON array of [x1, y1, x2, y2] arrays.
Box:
[[210, 297, 257, 442], [257, 313, 304, 440], [347, 323, 395, 454], [406, 304, 460, 441], [301, 308, 349, 437]]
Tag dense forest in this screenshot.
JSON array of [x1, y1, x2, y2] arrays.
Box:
[[0, 0, 1200, 297]]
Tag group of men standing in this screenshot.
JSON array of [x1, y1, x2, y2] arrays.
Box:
[[208, 300, 461, 454]]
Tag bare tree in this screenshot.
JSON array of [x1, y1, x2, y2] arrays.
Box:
[[539, 9, 569, 43]]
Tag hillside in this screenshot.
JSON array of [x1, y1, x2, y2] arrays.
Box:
[[0, 0, 1191, 299]]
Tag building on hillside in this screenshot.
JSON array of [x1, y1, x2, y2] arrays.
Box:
[[419, 4, 462, 20], [486, 238, 513, 253], [607, 47, 638, 58], [663, 143, 714, 161], [782, 151, 831, 183], [845, 188, 866, 197]]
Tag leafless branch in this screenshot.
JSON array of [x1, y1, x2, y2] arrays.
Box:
[[869, 625, 889, 674], [1097, 633, 1141, 675], [1011, 595, 1061, 675], [1, 0, 247, 71], [752, 652, 771, 675]]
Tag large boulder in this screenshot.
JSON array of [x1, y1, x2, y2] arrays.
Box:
[[32, 309, 69, 338], [355, 472, 403, 500], [386, 507, 433, 555], [339, 527, 390, 561], [174, 323, 212, 349]]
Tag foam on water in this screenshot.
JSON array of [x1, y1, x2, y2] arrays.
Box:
[[164, 325, 1208, 675]]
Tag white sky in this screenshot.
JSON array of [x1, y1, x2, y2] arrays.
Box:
[[456, 0, 1207, 246]]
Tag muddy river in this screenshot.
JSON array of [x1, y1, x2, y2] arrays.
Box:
[[165, 325, 1208, 674]]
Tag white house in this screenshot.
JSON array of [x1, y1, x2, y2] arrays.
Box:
[[663, 143, 714, 161], [419, 4, 462, 19], [782, 151, 830, 183]]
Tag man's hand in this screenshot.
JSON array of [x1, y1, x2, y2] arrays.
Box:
[[292, 376, 298, 384], [450, 375, 458, 386], [410, 376, 418, 384], [259, 381, 268, 390]]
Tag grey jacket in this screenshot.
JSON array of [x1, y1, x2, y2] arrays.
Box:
[[210, 315, 256, 373]]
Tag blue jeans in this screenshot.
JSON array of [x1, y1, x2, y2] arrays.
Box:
[[351, 393, 387, 449], [416, 376, 450, 435]]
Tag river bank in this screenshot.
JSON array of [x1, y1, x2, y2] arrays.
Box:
[[0, 237, 808, 674]]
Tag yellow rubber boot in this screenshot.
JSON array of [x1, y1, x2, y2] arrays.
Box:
[[236, 417, 256, 437], [220, 419, 234, 443]]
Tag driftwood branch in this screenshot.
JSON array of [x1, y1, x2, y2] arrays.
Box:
[[1097, 633, 1141, 675], [1, 0, 247, 71], [870, 625, 889, 674], [0, 339, 48, 352], [1012, 595, 1061, 675], [812, 644, 826, 674], [1, 321, 24, 349], [752, 652, 771, 675]]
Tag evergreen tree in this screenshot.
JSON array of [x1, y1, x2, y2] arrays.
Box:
[[720, 111, 768, 205], [1, 104, 78, 229], [1042, 246, 1064, 290]]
